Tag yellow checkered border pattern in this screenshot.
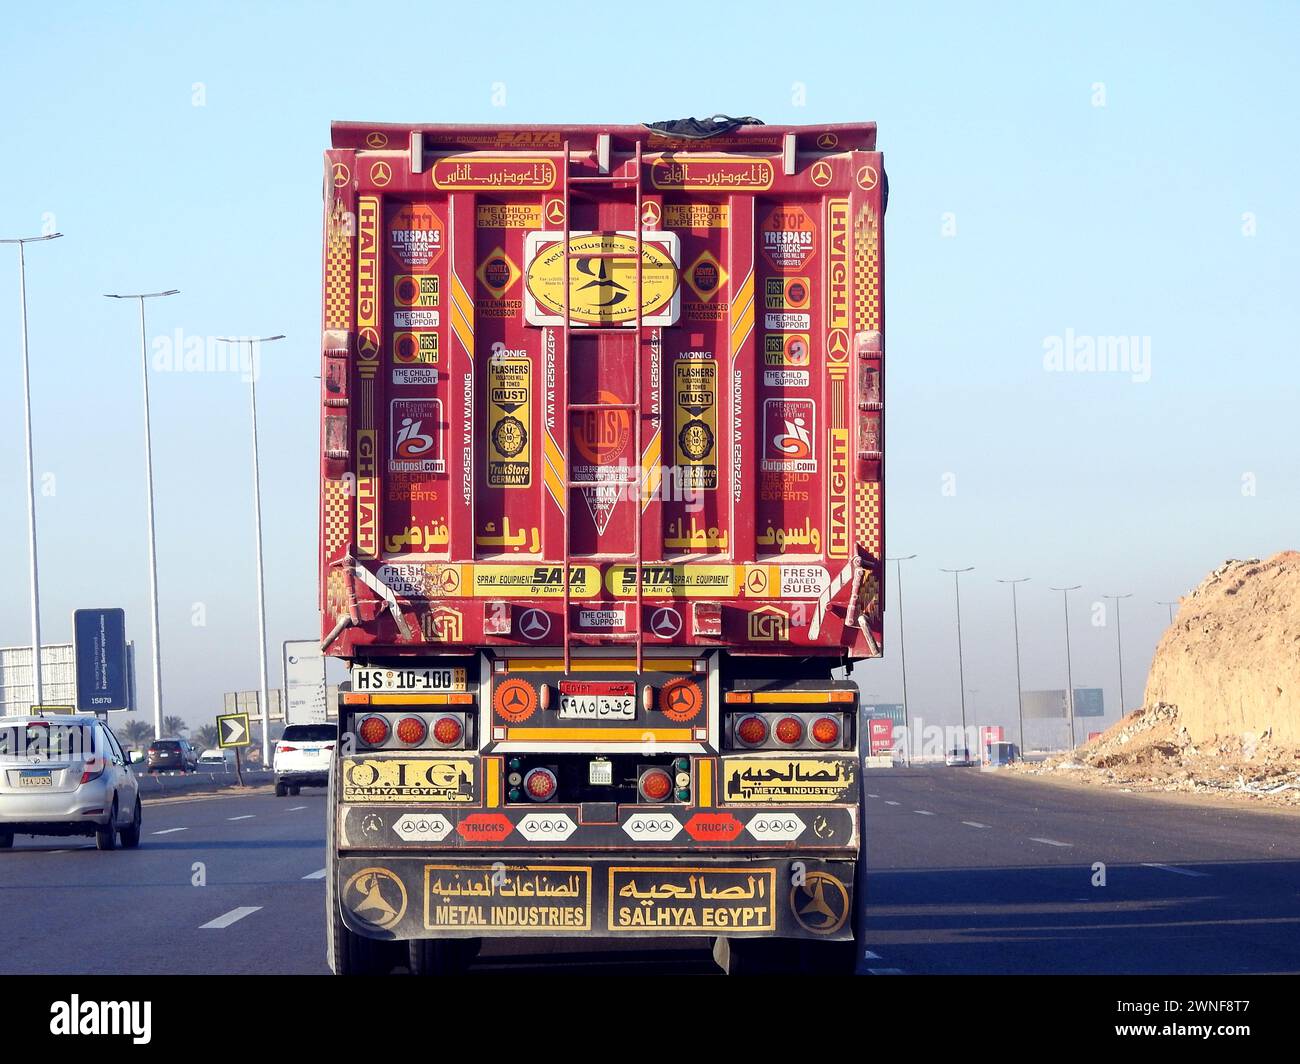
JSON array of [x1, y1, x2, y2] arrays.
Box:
[[326, 567, 348, 619], [855, 481, 881, 560], [323, 478, 349, 557], [324, 197, 353, 331], [854, 204, 880, 333]]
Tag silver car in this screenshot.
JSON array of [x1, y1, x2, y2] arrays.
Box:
[[0, 715, 142, 850]]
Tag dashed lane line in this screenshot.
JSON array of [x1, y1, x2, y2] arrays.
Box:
[[1142, 863, 1211, 878], [914, 810, 935, 816], [302, 868, 327, 880], [227, 815, 256, 821], [200, 906, 262, 929], [884, 800, 900, 806], [151, 827, 188, 835], [962, 821, 989, 829], [286, 806, 307, 811], [1029, 837, 1073, 847]]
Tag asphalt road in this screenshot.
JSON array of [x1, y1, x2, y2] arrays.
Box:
[[862, 766, 1300, 974], [2, 767, 1297, 974]]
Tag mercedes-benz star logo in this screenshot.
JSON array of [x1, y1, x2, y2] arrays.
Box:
[[519, 608, 551, 640], [650, 607, 682, 638]]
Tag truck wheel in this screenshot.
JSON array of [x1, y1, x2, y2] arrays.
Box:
[[96, 799, 119, 851], [274, 782, 287, 797], [408, 938, 481, 976], [791, 938, 859, 975], [119, 799, 143, 849], [712, 936, 792, 975], [0, 831, 13, 849], [289, 785, 301, 796]]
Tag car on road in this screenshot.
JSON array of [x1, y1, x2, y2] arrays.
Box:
[[273, 723, 337, 797], [145, 738, 200, 774], [198, 749, 233, 768], [945, 746, 975, 767], [984, 740, 1020, 766], [0, 714, 142, 850]]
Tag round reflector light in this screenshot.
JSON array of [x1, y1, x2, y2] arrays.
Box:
[[432, 716, 463, 746], [638, 768, 674, 802], [395, 716, 427, 745], [811, 716, 840, 746], [735, 715, 768, 746], [523, 767, 557, 801], [774, 716, 804, 745], [357, 715, 389, 746]]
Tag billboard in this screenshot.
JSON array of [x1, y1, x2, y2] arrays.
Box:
[[1024, 688, 1105, 721], [868, 718, 895, 755], [863, 703, 905, 726], [1072, 688, 1105, 717], [282, 640, 328, 724], [0, 642, 135, 717], [74, 608, 131, 713]]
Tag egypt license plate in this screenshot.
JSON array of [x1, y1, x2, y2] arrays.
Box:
[[19, 770, 52, 787]]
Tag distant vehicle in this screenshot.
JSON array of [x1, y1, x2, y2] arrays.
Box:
[[198, 749, 233, 767], [945, 747, 974, 767], [145, 738, 200, 773], [273, 723, 337, 797], [0, 714, 142, 850], [984, 740, 1020, 766]]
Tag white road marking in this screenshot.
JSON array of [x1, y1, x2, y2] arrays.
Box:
[[200, 906, 262, 929], [962, 821, 989, 829], [286, 806, 307, 811], [151, 827, 187, 835], [1142, 862, 1210, 878], [867, 794, 879, 799], [863, 950, 883, 960], [867, 967, 906, 975], [884, 800, 900, 806], [1029, 837, 1073, 847], [914, 810, 935, 816], [227, 815, 255, 821], [302, 868, 327, 880]]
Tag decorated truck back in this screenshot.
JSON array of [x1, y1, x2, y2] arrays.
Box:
[[319, 119, 885, 974]]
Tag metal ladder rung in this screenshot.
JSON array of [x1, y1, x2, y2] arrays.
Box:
[[568, 174, 637, 185], [568, 401, 638, 412]]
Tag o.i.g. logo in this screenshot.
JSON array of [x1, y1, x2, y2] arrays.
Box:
[[523, 231, 680, 327]]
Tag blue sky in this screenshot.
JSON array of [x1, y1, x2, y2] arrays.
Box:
[[1, 1, 1296, 737]]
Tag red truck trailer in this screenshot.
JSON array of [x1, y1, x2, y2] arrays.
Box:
[[319, 118, 885, 974]]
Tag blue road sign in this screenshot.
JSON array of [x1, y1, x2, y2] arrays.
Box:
[[73, 608, 130, 713]]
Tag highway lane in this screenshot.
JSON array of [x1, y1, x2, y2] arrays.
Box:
[[5, 767, 1297, 975], [861, 765, 1300, 974]]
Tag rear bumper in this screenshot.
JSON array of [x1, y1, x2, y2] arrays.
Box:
[[0, 780, 114, 829], [277, 769, 330, 785], [336, 854, 856, 942]]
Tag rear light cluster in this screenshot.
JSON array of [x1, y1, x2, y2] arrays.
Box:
[[727, 711, 850, 750], [354, 712, 471, 750], [504, 757, 691, 804]]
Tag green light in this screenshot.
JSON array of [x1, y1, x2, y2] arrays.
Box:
[[675, 789, 691, 801], [507, 758, 522, 771], [508, 787, 522, 802], [673, 757, 690, 772]]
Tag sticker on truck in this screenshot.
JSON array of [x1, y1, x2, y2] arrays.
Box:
[[350, 667, 467, 692]]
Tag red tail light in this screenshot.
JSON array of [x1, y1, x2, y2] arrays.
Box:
[[80, 757, 105, 785], [432, 716, 463, 746], [638, 767, 673, 803], [395, 717, 427, 745], [357, 715, 389, 747], [735, 715, 768, 746], [523, 767, 557, 802], [774, 717, 804, 745], [278, 744, 298, 753], [811, 717, 841, 746]]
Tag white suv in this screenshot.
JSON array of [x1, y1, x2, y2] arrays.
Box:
[[273, 723, 337, 797], [0, 715, 142, 850]]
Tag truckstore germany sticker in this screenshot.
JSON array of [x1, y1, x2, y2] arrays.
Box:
[[424, 864, 591, 931], [721, 758, 856, 803], [341, 758, 475, 803], [673, 359, 717, 490], [607, 867, 776, 931], [487, 355, 531, 487]]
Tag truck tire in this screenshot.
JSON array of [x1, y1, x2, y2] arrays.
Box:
[[407, 938, 481, 976], [0, 831, 13, 849], [119, 799, 142, 849], [325, 766, 391, 975], [274, 781, 287, 797], [96, 799, 119, 851]]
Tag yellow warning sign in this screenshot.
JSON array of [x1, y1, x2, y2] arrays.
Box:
[[674, 360, 717, 490], [488, 356, 531, 488], [477, 247, 522, 300]]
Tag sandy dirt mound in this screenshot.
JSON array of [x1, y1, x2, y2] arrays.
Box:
[[1011, 552, 1300, 806]]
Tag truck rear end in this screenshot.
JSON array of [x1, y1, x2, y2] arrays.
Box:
[[319, 119, 885, 974]]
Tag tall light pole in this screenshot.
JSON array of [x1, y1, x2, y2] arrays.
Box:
[[940, 566, 974, 747], [3, 232, 62, 707], [219, 335, 285, 766], [1050, 585, 1082, 749], [886, 554, 916, 764], [105, 289, 179, 740], [1103, 593, 1133, 714], [997, 577, 1030, 755], [1157, 600, 1178, 625]]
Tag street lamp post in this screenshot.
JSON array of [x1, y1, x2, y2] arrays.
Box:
[[1157, 600, 1178, 625], [105, 289, 180, 740], [940, 567, 975, 748], [1050, 585, 1082, 749], [3, 232, 63, 707], [1103, 593, 1133, 714], [219, 335, 285, 767], [997, 577, 1030, 756], [886, 554, 916, 764]]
